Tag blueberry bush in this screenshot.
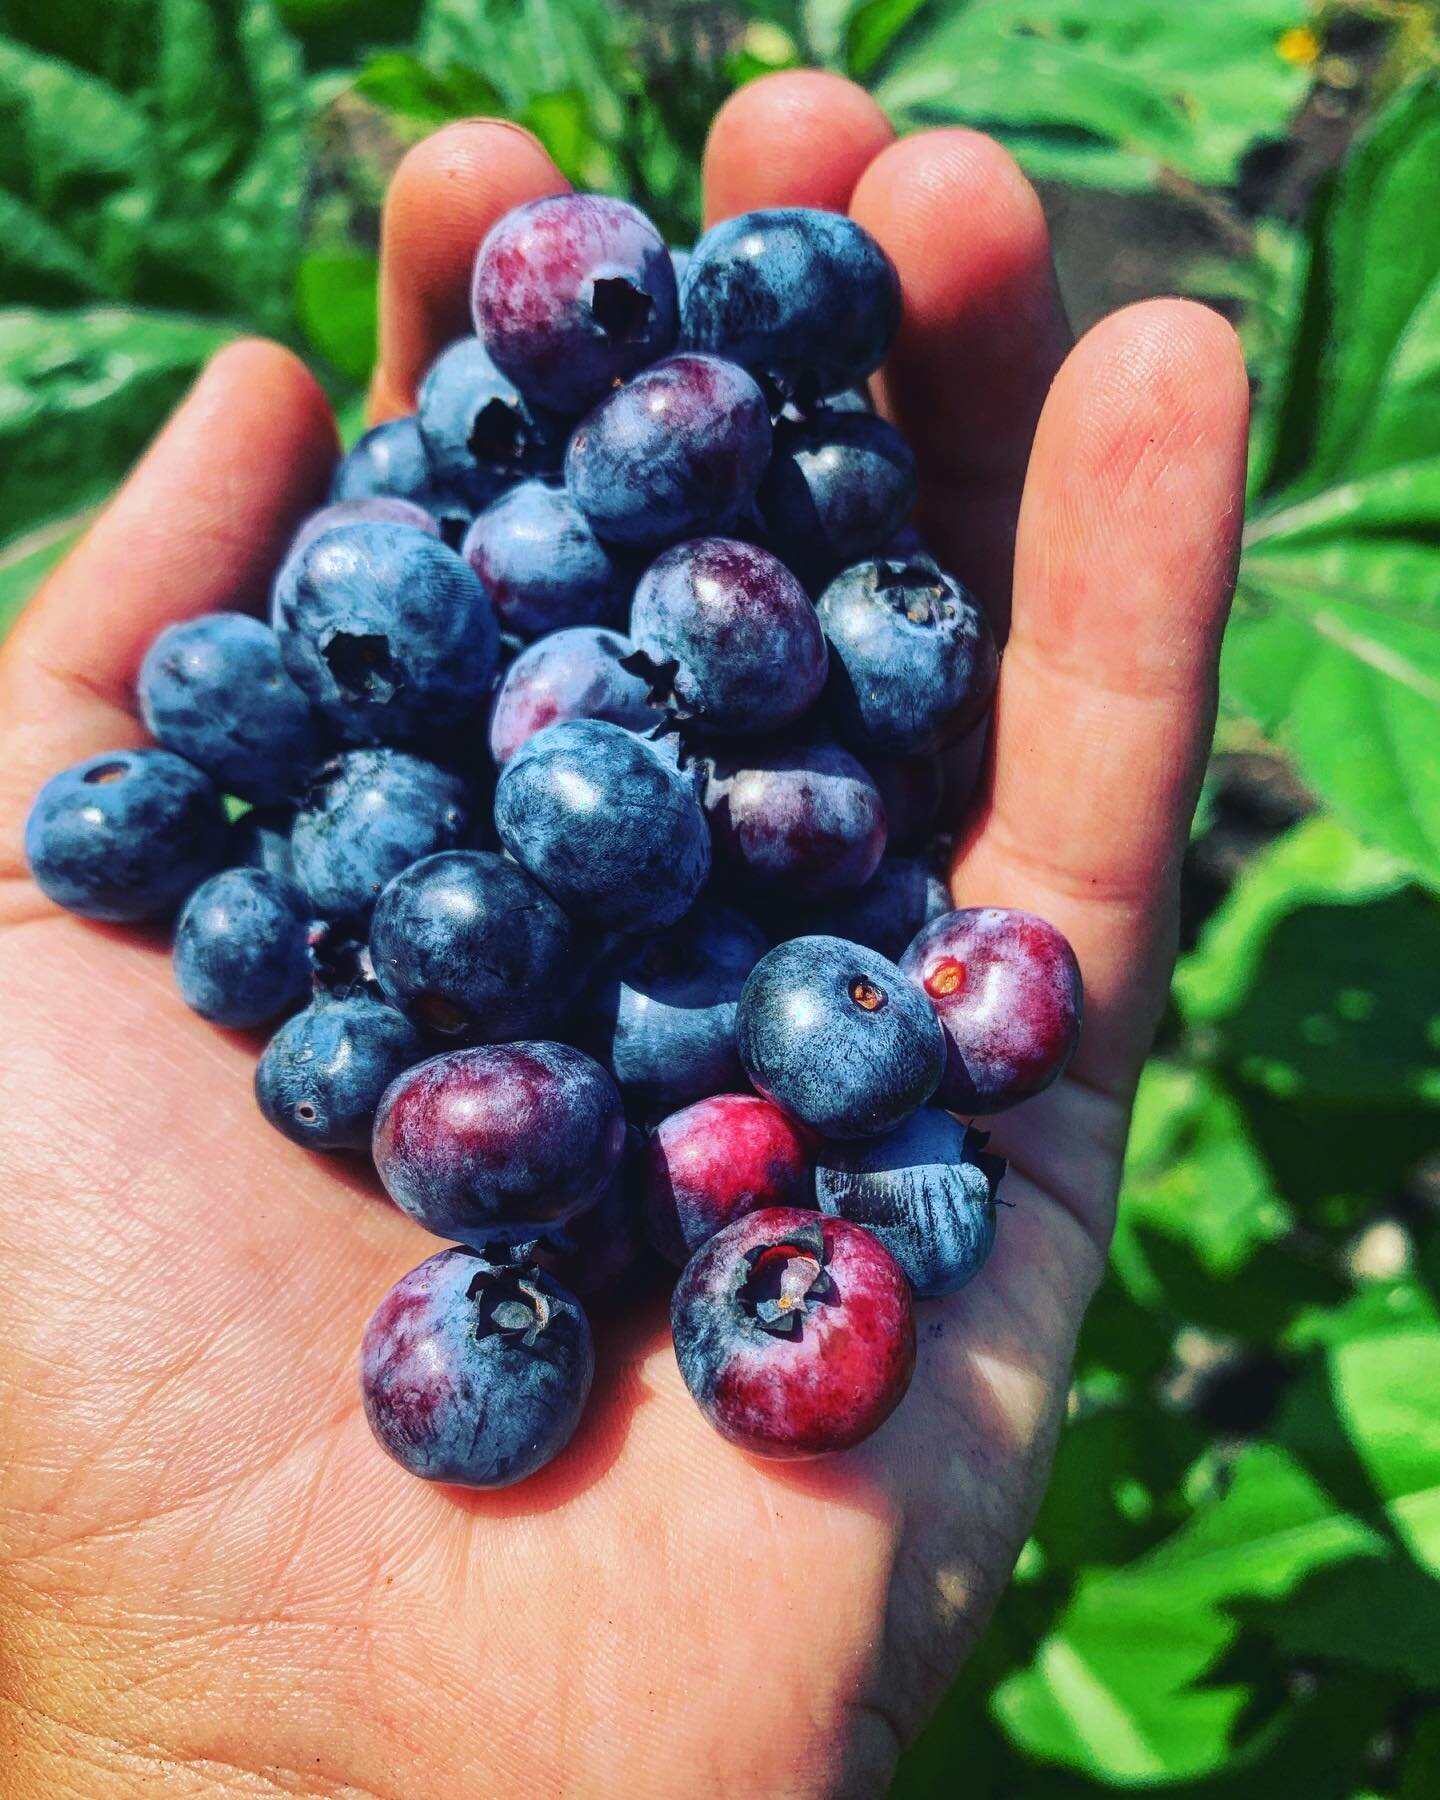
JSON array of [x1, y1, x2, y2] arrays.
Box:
[[3, 0, 1438, 1790]]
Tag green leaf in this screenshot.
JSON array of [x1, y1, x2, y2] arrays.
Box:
[[872, 0, 1310, 191], [0, 307, 234, 543], [295, 249, 377, 383], [352, 50, 503, 124], [1174, 817, 1440, 1106], [1234, 81, 1440, 888]]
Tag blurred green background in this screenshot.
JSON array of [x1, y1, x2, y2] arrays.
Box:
[[3, 0, 1438, 1792]]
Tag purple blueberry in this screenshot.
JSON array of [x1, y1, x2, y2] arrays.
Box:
[[800, 856, 950, 962], [494, 719, 710, 931], [679, 208, 901, 396], [816, 1110, 1005, 1298], [417, 337, 562, 509], [289, 749, 471, 920], [627, 537, 827, 735], [736, 935, 944, 1138], [462, 480, 634, 638], [703, 738, 886, 898], [472, 194, 678, 414], [361, 1246, 593, 1488], [369, 849, 575, 1043], [273, 520, 498, 744], [900, 908, 1083, 1112], [584, 902, 768, 1114], [670, 1208, 914, 1458], [373, 1041, 626, 1244], [329, 416, 434, 505], [488, 626, 657, 768], [172, 867, 313, 1029], [646, 1094, 814, 1266], [758, 412, 916, 583], [564, 353, 772, 546], [138, 612, 329, 806], [817, 557, 998, 755], [25, 748, 226, 923], [255, 992, 424, 1150]]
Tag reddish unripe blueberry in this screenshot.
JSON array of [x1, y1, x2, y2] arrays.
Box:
[[900, 908, 1083, 1112], [645, 1095, 814, 1265], [671, 1208, 915, 1459]]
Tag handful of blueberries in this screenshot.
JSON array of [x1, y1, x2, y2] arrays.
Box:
[[24, 195, 1082, 1484]]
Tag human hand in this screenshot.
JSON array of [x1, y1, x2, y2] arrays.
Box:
[[0, 71, 1247, 1797]]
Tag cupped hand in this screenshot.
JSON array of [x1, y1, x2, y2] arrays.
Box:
[[0, 72, 1247, 1799]]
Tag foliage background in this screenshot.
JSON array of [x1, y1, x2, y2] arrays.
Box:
[[2, 1, 1438, 1791]]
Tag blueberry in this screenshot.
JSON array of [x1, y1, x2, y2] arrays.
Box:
[[703, 738, 886, 898], [680, 208, 901, 396], [584, 903, 768, 1113], [736, 935, 944, 1138], [172, 867, 313, 1029], [462, 480, 634, 638], [329, 417, 434, 505], [645, 1094, 814, 1266], [138, 612, 329, 806], [800, 856, 950, 961], [817, 558, 998, 755], [488, 626, 657, 768], [228, 805, 299, 886], [290, 497, 440, 560], [472, 194, 678, 414], [816, 1110, 1005, 1298], [900, 907, 1083, 1112], [255, 992, 423, 1150], [627, 537, 827, 735], [417, 337, 562, 509], [373, 1041, 626, 1244], [494, 719, 710, 932], [758, 412, 916, 583], [273, 521, 498, 744], [564, 353, 772, 546], [25, 748, 226, 923], [361, 1246, 593, 1488], [369, 849, 575, 1043], [670, 1208, 914, 1458], [290, 749, 471, 921]]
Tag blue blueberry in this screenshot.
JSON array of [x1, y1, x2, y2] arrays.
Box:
[[758, 412, 916, 583], [25, 748, 226, 923], [290, 497, 440, 560], [472, 193, 678, 414], [680, 208, 901, 395], [736, 935, 944, 1138], [255, 992, 423, 1150], [703, 738, 887, 898], [816, 1111, 1006, 1297], [462, 479, 634, 638], [373, 1042, 626, 1243], [329, 418, 463, 535], [488, 626, 658, 767], [494, 719, 710, 931], [417, 337, 562, 510], [273, 520, 498, 744], [172, 867, 313, 1029], [361, 1246, 593, 1488], [817, 557, 999, 755], [369, 849, 575, 1043], [138, 612, 329, 806], [627, 537, 827, 735], [798, 856, 950, 962], [584, 902, 768, 1113], [564, 353, 772, 546], [289, 749, 472, 920]]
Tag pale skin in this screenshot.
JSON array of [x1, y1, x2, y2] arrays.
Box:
[[0, 72, 1248, 1799]]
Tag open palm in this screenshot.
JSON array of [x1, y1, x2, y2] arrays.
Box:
[[0, 74, 1247, 1798]]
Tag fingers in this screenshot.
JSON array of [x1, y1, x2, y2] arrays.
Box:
[[702, 71, 895, 222], [955, 299, 1251, 1098], [849, 131, 1072, 621], [371, 121, 567, 420], [0, 340, 336, 861]]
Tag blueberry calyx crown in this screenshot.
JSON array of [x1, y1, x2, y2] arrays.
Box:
[[468, 399, 526, 467], [320, 631, 403, 704], [874, 558, 955, 628], [466, 1264, 554, 1349], [590, 277, 653, 343], [738, 1220, 835, 1338]]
